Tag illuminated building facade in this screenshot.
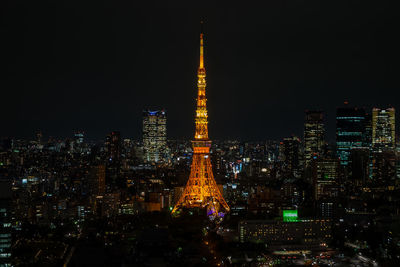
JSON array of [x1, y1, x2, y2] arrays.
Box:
[[372, 107, 395, 151], [336, 104, 366, 166], [239, 218, 331, 248], [304, 111, 325, 167], [89, 165, 106, 197], [280, 136, 301, 178], [312, 158, 340, 200], [370, 108, 396, 183], [74, 131, 84, 144], [0, 180, 12, 266], [72, 131, 84, 152], [172, 24, 229, 216], [143, 110, 167, 162], [283, 209, 298, 222], [105, 131, 121, 164], [372, 150, 396, 184], [363, 113, 372, 147]]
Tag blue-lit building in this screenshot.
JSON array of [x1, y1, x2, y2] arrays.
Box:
[[336, 104, 366, 166]]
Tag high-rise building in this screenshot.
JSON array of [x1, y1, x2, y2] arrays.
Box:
[[72, 131, 84, 153], [0, 179, 12, 266], [88, 165, 106, 197], [143, 110, 167, 163], [336, 104, 366, 166], [105, 131, 121, 164], [363, 113, 372, 147], [74, 131, 84, 144], [350, 148, 370, 186], [372, 150, 396, 185], [372, 107, 395, 151], [304, 110, 325, 167], [36, 131, 42, 145], [172, 23, 229, 216], [280, 136, 301, 178], [312, 158, 340, 200]]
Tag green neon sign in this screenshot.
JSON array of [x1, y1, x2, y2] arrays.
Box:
[[283, 210, 298, 222]]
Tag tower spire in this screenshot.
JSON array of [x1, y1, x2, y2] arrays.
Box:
[[171, 23, 229, 217], [199, 21, 204, 69], [195, 21, 208, 140]]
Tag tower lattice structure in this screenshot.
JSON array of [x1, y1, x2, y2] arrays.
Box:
[[172, 25, 229, 215]]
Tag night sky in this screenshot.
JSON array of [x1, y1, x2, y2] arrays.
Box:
[[2, 1, 399, 142]]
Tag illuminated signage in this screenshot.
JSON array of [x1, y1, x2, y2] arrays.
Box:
[[283, 210, 298, 222]]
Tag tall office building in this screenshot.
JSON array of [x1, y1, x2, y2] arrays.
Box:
[[369, 108, 396, 183], [105, 131, 121, 164], [304, 110, 325, 167], [336, 104, 366, 166], [372, 150, 396, 185], [350, 148, 370, 186], [143, 110, 167, 163], [88, 165, 106, 197], [280, 136, 301, 178], [363, 113, 372, 147], [72, 131, 84, 153], [0, 180, 12, 266], [74, 131, 84, 144], [312, 158, 340, 201], [372, 107, 395, 151], [36, 131, 42, 145]]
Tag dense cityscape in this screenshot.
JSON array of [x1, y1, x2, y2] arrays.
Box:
[[1, 101, 400, 266], [2, 2, 399, 267], [2, 33, 400, 266]]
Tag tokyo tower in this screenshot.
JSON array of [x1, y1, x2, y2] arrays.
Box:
[[172, 23, 230, 216]]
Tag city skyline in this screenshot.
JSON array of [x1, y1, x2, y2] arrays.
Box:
[[3, 2, 400, 266], [2, 2, 399, 141]]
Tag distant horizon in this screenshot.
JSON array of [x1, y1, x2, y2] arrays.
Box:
[[3, 2, 398, 143], [2, 101, 397, 144]]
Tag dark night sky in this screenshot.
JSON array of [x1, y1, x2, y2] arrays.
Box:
[[2, 1, 399, 142]]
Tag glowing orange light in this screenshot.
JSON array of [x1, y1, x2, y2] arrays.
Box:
[[172, 24, 229, 215]]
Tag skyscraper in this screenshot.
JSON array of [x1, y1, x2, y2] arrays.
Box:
[[372, 107, 395, 151], [304, 110, 325, 167], [143, 110, 167, 163], [72, 131, 84, 153], [312, 158, 340, 201], [336, 104, 366, 166], [105, 131, 121, 164], [280, 136, 301, 178], [74, 131, 84, 144], [172, 23, 229, 216], [363, 113, 372, 148], [350, 148, 370, 186], [88, 165, 106, 197], [371, 150, 396, 185]]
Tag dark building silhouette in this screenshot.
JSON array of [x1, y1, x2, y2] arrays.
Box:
[[280, 136, 302, 178], [105, 131, 121, 164], [336, 103, 366, 166]]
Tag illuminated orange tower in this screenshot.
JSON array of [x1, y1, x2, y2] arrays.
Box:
[[172, 23, 229, 216]]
